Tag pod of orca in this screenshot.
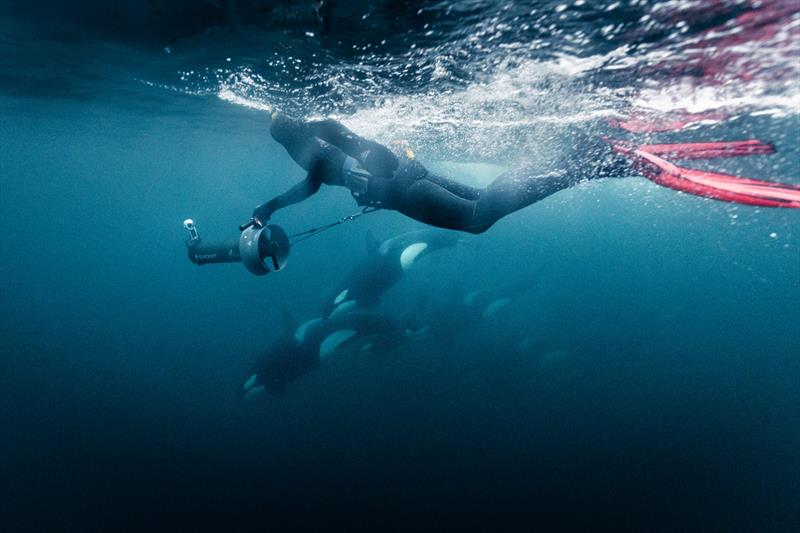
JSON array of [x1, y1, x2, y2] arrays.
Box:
[[241, 229, 562, 402]]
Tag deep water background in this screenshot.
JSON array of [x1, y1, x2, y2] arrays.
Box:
[[2, 1, 800, 532]]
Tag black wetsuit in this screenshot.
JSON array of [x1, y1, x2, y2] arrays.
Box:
[[256, 114, 626, 234]]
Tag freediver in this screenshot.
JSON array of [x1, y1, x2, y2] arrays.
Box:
[[248, 111, 626, 234], [247, 110, 800, 234]]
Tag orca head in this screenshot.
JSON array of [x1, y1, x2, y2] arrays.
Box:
[[462, 289, 488, 307], [328, 288, 375, 317], [538, 349, 571, 368], [481, 297, 512, 319], [360, 342, 374, 353], [399, 242, 429, 271], [333, 288, 349, 306], [294, 317, 325, 344], [242, 327, 318, 402], [323, 287, 348, 318], [318, 329, 358, 361], [241, 372, 267, 402], [329, 299, 358, 319]]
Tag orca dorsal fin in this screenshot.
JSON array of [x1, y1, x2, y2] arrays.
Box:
[[364, 230, 380, 255]]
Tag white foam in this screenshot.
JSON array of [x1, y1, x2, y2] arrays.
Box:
[[218, 84, 273, 112]]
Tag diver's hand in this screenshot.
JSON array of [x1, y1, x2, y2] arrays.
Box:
[[252, 203, 272, 227]]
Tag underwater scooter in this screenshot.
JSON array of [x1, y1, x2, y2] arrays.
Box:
[[183, 208, 378, 276], [184, 219, 290, 275]]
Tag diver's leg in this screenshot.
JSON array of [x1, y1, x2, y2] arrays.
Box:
[[423, 172, 483, 201], [391, 168, 578, 234], [394, 179, 479, 231], [393, 171, 565, 234], [467, 149, 631, 232], [468, 168, 575, 232]]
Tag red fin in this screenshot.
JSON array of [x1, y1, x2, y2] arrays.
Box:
[[611, 141, 800, 208], [609, 111, 729, 133], [639, 140, 775, 160]]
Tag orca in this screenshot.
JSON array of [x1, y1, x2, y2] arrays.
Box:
[[322, 230, 460, 318], [240, 312, 409, 400], [417, 281, 532, 342]]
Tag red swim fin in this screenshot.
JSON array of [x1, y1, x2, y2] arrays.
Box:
[[608, 111, 729, 133], [638, 140, 775, 160], [611, 140, 800, 208]]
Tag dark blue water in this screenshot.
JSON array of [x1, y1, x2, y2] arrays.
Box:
[[2, 1, 799, 531]]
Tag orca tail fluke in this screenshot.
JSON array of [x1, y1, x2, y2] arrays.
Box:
[[610, 140, 800, 209]]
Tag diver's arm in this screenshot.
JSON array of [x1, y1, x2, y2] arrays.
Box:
[[309, 119, 399, 176], [308, 120, 364, 157], [253, 174, 322, 223]]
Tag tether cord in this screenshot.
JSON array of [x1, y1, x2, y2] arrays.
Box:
[[288, 206, 380, 247]]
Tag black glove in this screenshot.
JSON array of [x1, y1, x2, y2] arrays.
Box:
[[252, 202, 273, 227]]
